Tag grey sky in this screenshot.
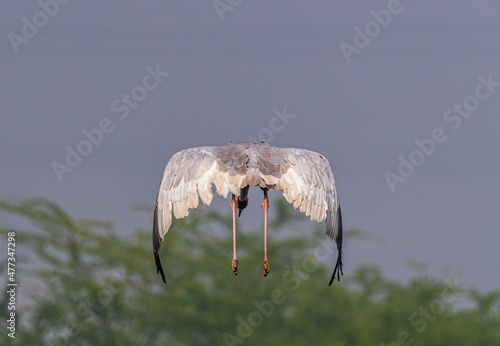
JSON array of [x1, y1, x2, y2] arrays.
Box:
[[1, 1, 499, 291]]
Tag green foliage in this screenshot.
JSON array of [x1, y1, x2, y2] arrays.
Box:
[[1, 197, 499, 345]]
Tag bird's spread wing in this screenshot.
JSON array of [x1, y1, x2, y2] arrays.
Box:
[[258, 147, 343, 284], [153, 142, 342, 284], [153, 145, 247, 282]]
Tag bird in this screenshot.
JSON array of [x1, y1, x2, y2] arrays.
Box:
[[153, 141, 343, 285]]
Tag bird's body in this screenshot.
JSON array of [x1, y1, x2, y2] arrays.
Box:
[[153, 141, 343, 285]]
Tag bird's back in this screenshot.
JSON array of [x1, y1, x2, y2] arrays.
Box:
[[214, 142, 284, 188]]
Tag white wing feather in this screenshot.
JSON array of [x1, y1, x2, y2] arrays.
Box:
[[259, 148, 341, 241], [154, 146, 245, 251]]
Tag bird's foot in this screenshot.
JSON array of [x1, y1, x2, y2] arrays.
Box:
[[231, 259, 238, 275], [262, 260, 270, 277]]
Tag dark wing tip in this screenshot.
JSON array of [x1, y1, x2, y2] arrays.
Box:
[[153, 203, 166, 283], [154, 251, 166, 283], [329, 205, 343, 286], [329, 251, 343, 286]]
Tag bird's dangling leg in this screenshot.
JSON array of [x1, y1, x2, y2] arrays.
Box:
[[230, 194, 238, 275], [261, 189, 270, 277]]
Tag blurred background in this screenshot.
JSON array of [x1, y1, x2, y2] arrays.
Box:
[[1, 1, 499, 345]]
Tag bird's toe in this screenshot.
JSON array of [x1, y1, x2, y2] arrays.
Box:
[[262, 260, 270, 277], [231, 259, 238, 275]]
